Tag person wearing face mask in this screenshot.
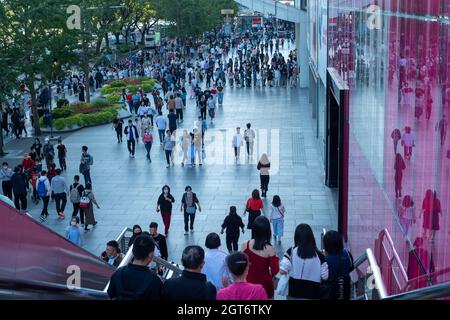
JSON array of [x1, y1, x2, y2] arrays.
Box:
[[156, 185, 175, 236], [66, 216, 84, 246], [128, 224, 143, 248], [101, 240, 124, 268], [0, 162, 14, 200]]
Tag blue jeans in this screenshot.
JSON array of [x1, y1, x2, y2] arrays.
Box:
[[272, 218, 284, 237], [218, 93, 224, 105], [158, 129, 165, 143], [144, 142, 152, 160]]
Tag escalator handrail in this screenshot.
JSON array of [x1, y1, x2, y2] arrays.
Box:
[[377, 229, 409, 286], [353, 248, 388, 299], [0, 277, 108, 299], [383, 281, 450, 300], [320, 228, 327, 253]]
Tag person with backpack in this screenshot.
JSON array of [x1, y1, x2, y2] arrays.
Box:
[[37, 170, 51, 221], [180, 186, 202, 235], [107, 235, 162, 300], [80, 146, 93, 185], [70, 175, 85, 225], [221, 206, 245, 253], [142, 129, 153, 162], [51, 169, 69, 218], [79, 183, 99, 231], [321, 230, 354, 300], [56, 139, 67, 171]]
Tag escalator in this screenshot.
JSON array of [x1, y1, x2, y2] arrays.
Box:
[[0, 201, 114, 292]]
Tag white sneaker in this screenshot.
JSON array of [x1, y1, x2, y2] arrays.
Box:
[[184, 231, 189, 235]]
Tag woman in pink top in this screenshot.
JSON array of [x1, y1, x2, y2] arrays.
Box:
[[217, 252, 268, 300]]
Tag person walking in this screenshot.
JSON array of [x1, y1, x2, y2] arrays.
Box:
[[66, 216, 84, 246], [174, 93, 184, 123], [394, 153, 406, 198], [56, 139, 67, 171], [217, 252, 268, 300], [221, 206, 245, 253], [80, 146, 93, 185], [124, 119, 139, 158], [244, 123, 256, 157], [401, 126, 415, 160], [436, 114, 448, 146], [80, 183, 99, 231], [268, 195, 285, 243], [391, 128, 401, 154], [43, 138, 55, 170], [37, 170, 51, 221], [193, 128, 203, 166], [180, 129, 191, 167], [202, 233, 230, 291], [11, 167, 28, 212], [163, 130, 175, 168], [232, 127, 243, 162], [161, 245, 216, 300], [113, 115, 124, 143], [142, 129, 153, 162], [0, 162, 13, 200], [155, 111, 167, 145], [199, 95, 207, 121], [240, 216, 279, 299], [51, 168, 69, 218], [243, 189, 264, 230], [420, 190, 442, 240], [217, 82, 224, 106], [207, 96, 216, 122], [167, 109, 177, 134], [69, 175, 85, 225], [321, 230, 354, 300], [149, 222, 168, 261], [279, 224, 329, 300], [156, 185, 175, 236], [257, 153, 271, 198], [181, 186, 202, 235]]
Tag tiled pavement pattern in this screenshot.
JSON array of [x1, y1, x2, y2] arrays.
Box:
[[19, 83, 338, 263]]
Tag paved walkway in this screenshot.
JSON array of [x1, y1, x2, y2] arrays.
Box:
[[15, 82, 337, 262]]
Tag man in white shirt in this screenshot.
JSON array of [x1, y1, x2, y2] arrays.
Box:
[[155, 111, 167, 145], [244, 123, 256, 157], [232, 127, 243, 161]]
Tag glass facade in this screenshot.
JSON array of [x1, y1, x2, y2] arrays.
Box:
[[328, 0, 450, 293]]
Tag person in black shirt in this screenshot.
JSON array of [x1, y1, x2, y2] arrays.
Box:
[[221, 206, 245, 252], [107, 235, 162, 300], [149, 222, 168, 261], [161, 245, 216, 300], [31, 138, 43, 160], [167, 109, 177, 134], [11, 166, 28, 211], [56, 139, 67, 171], [112, 115, 124, 143], [156, 185, 175, 236]]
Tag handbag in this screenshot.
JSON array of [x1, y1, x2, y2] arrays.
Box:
[[275, 274, 289, 296]]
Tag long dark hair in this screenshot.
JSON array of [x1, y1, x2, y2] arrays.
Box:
[[252, 216, 271, 251], [272, 195, 281, 207], [294, 224, 318, 259], [251, 189, 260, 200]]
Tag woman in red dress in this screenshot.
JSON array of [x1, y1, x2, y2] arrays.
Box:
[[240, 216, 279, 299]]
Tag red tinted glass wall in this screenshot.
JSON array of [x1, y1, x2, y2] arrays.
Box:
[[328, 0, 450, 293], [0, 202, 114, 290]]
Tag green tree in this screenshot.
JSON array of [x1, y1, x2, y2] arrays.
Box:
[[0, 0, 79, 136]]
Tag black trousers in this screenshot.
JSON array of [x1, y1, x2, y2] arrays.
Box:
[[2, 181, 13, 200], [72, 203, 84, 224], [183, 211, 195, 231], [260, 175, 270, 192], [54, 193, 67, 213], [176, 108, 183, 121], [58, 157, 67, 171], [115, 129, 122, 142], [226, 234, 239, 252], [127, 139, 136, 155], [200, 108, 207, 120], [247, 210, 261, 230], [41, 195, 50, 216], [165, 150, 172, 165], [14, 192, 27, 211], [83, 170, 91, 185]]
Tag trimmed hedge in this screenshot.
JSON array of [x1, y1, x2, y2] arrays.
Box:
[[101, 78, 158, 95], [41, 100, 125, 131]]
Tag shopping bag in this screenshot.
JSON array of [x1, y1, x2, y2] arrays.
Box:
[[275, 274, 289, 297]]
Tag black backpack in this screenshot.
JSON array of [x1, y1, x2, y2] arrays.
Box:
[[320, 250, 354, 300], [112, 267, 154, 300]]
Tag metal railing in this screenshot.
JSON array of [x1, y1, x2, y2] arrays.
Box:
[[352, 248, 388, 300], [104, 227, 183, 292], [320, 228, 327, 253], [384, 281, 450, 300]]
